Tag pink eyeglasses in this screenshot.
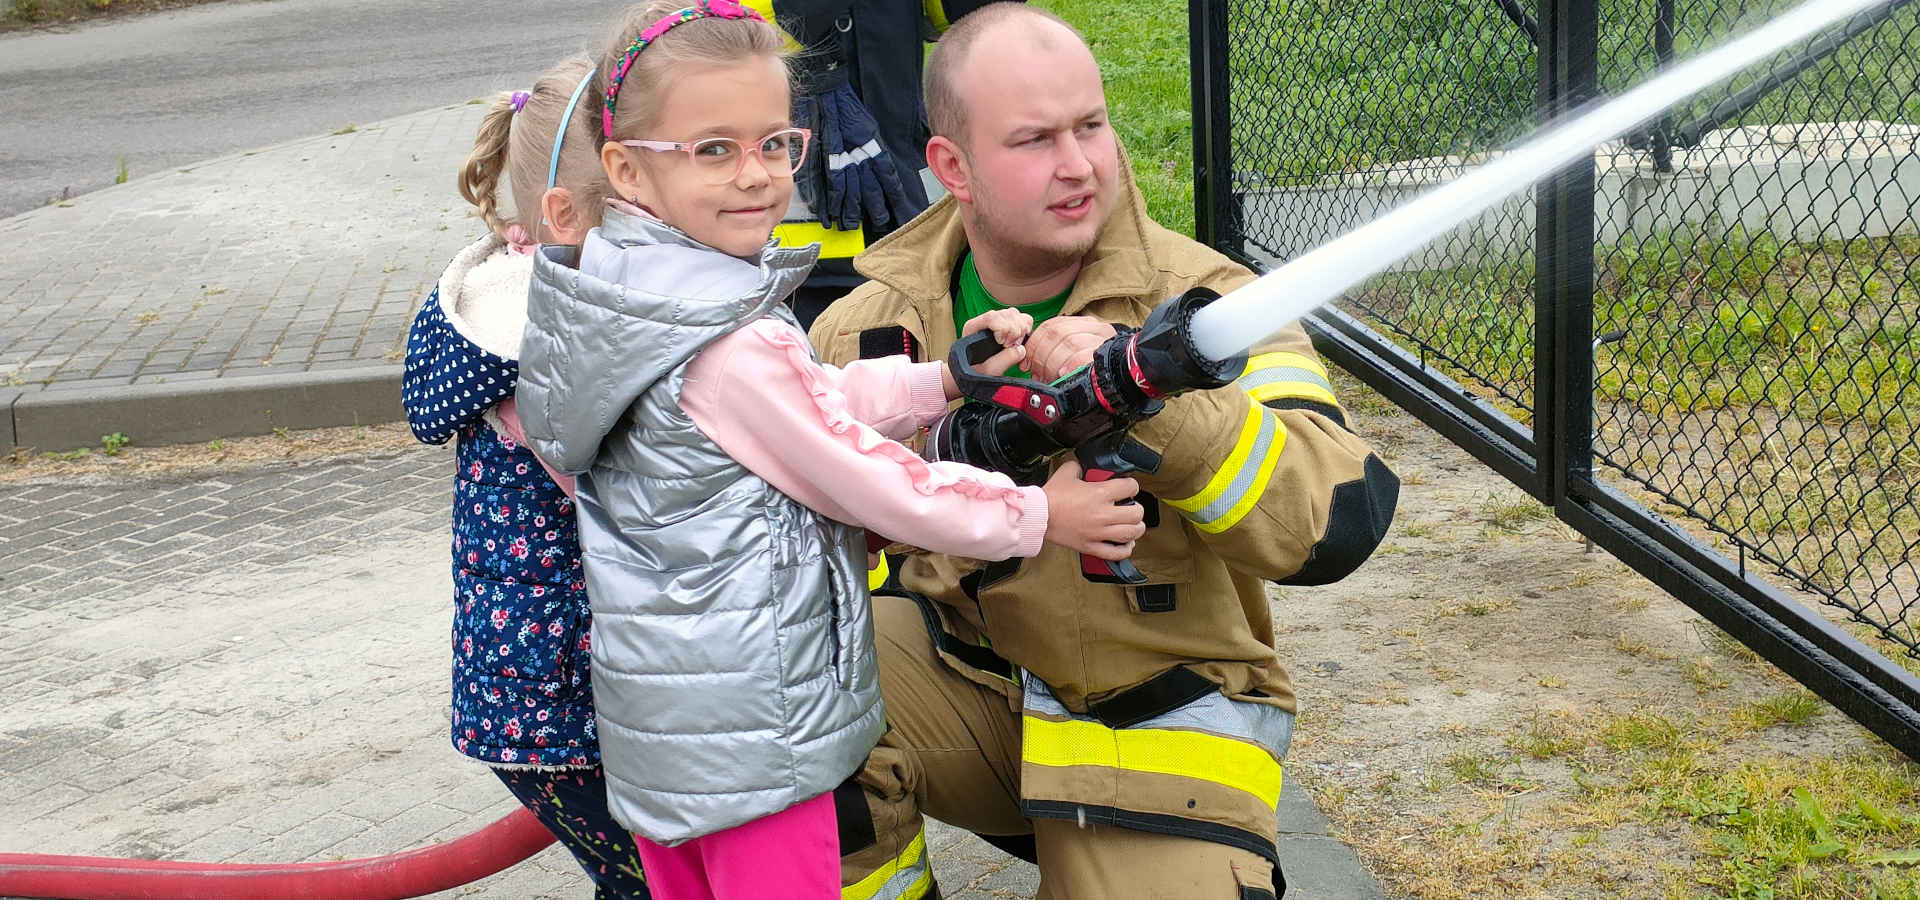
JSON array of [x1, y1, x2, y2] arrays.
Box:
[[621, 128, 812, 186]]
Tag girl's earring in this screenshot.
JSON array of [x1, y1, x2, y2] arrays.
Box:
[[631, 196, 641, 206]]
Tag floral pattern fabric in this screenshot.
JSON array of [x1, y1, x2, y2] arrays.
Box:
[[494, 766, 652, 899], [403, 286, 598, 767], [449, 420, 598, 767]]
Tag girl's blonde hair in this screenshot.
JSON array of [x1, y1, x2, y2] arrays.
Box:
[[596, 0, 788, 141], [457, 57, 612, 242]]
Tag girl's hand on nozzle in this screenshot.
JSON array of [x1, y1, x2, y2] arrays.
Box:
[[965, 307, 1034, 348], [943, 308, 1033, 399], [1041, 460, 1147, 560]]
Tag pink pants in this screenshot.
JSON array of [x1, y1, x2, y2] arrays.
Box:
[[632, 791, 840, 900]]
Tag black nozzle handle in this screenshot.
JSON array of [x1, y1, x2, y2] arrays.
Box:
[[947, 331, 1070, 429]]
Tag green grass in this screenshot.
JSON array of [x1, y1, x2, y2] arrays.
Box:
[[1029, 0, 1918, 239], [1215, 0, 1920, 183], [1730, 690, 1826, 733], [2, 0, 210, 31], [1514, 706, 1920, 899], [1599, 0, 1920, 137], [1226, 0, 1538, 182], [1510, 710, 1586, 759], [1352, 229, 1920, 633], [1480, 492, 1553, 532]]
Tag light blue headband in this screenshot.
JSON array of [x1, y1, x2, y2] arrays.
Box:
[[545, 67, 598, 222]]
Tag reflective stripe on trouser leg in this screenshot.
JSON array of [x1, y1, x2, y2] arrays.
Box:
[[842, 826, 932, 900], [1019, 673, 1294, 866]]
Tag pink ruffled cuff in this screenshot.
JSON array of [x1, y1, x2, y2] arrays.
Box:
[[770, 326, 1031, 510]]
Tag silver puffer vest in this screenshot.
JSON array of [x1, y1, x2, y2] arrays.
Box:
[[515, 210, 884, 845]]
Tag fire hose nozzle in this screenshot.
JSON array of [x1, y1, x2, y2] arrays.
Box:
[[924, 287, 1245, 582], [1091, 287, 1247, 415]]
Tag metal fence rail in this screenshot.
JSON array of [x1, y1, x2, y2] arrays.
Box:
[[1190, 0, 1920, 757]]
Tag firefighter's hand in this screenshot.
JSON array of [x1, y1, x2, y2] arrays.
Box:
[[1025, 316, 1117, 382], [943, 309, 1031, 398], [1040, 460, 1146, 560]]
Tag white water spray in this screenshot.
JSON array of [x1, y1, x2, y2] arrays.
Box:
[[1185, 0, 1890, 362]]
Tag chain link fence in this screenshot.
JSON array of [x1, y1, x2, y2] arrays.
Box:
[[1194, 0, 1920, 751], [1591, 0, 1920, 655], [1225, 0, 1542, 414]]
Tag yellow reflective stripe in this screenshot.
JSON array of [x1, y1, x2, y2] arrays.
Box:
[[843, 828, 932, 900], [738, 0, 805, 51], [1165, 405, 1286, 533], [1242, 351, 1329, 382], [1247, 379, 1340, 409], [923, 0, 950, 32], [1023, 715, 1284, 810], [867, 552, 890, 592], [775, 221, 865, 259], [1239, 352, 1341, 409]]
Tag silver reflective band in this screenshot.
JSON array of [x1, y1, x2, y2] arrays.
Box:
[[1237, 365, 1333, 396], [829, 138, 883, 170]]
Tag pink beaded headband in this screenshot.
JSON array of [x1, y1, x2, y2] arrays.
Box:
[[601, 0, 767, 139]]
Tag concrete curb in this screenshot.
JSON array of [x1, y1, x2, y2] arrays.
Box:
[[9, 365, 402, 452], [3, 389, 18, 449]]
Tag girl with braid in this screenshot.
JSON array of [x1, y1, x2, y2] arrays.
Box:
[[401, 55, 651, 900]]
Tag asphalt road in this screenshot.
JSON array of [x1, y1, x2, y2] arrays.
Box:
[[0, 0, 608, 217]]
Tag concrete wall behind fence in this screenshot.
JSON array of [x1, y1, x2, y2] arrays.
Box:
[[1241, 121, 1920, 271]]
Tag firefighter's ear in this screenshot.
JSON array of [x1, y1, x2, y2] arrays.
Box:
[[926, 135, 972, 205]]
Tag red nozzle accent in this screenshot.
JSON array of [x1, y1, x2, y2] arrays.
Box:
[[991, 385, 1057, 424], [1124, 337, 1161, 400]]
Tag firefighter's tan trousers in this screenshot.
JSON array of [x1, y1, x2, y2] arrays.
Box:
[[839, 595, 1275, 900]]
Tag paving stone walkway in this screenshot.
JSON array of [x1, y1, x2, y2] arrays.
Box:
[[0, 443, 1380, 898]]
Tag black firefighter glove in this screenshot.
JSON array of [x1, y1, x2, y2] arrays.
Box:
[[798, 66, 917, 232]]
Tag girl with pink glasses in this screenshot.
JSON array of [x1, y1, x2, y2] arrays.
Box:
[[511, 2, 1146, 898]]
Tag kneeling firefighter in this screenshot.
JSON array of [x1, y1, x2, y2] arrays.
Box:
[[811, 160, 1401, 897]]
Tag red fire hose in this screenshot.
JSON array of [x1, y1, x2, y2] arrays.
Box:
[[0, 808, 556, 900]]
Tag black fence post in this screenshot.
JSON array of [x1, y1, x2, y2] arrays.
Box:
[[1189, 0, 1234, 253], [1534, 0, 1598, 506], [1650, 0, 1675, 172]]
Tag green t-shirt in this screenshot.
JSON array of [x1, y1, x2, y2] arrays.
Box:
[[951, 252, 1073, 379]]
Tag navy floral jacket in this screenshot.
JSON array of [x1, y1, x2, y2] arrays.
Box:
[[402, 237, 597, 768]]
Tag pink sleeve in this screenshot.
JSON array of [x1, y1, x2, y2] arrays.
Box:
[[804, 340, 952, 440], [493, 399, 577, 499], [682, 319, 1047, 560]]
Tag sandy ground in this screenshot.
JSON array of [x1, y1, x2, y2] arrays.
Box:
[[1278, 380, 1920, 899], [1, 423, 420, 485]]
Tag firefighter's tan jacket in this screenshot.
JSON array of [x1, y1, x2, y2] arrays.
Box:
[[811, 167, 1397, 706], [811, 166, 1398, 865]]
